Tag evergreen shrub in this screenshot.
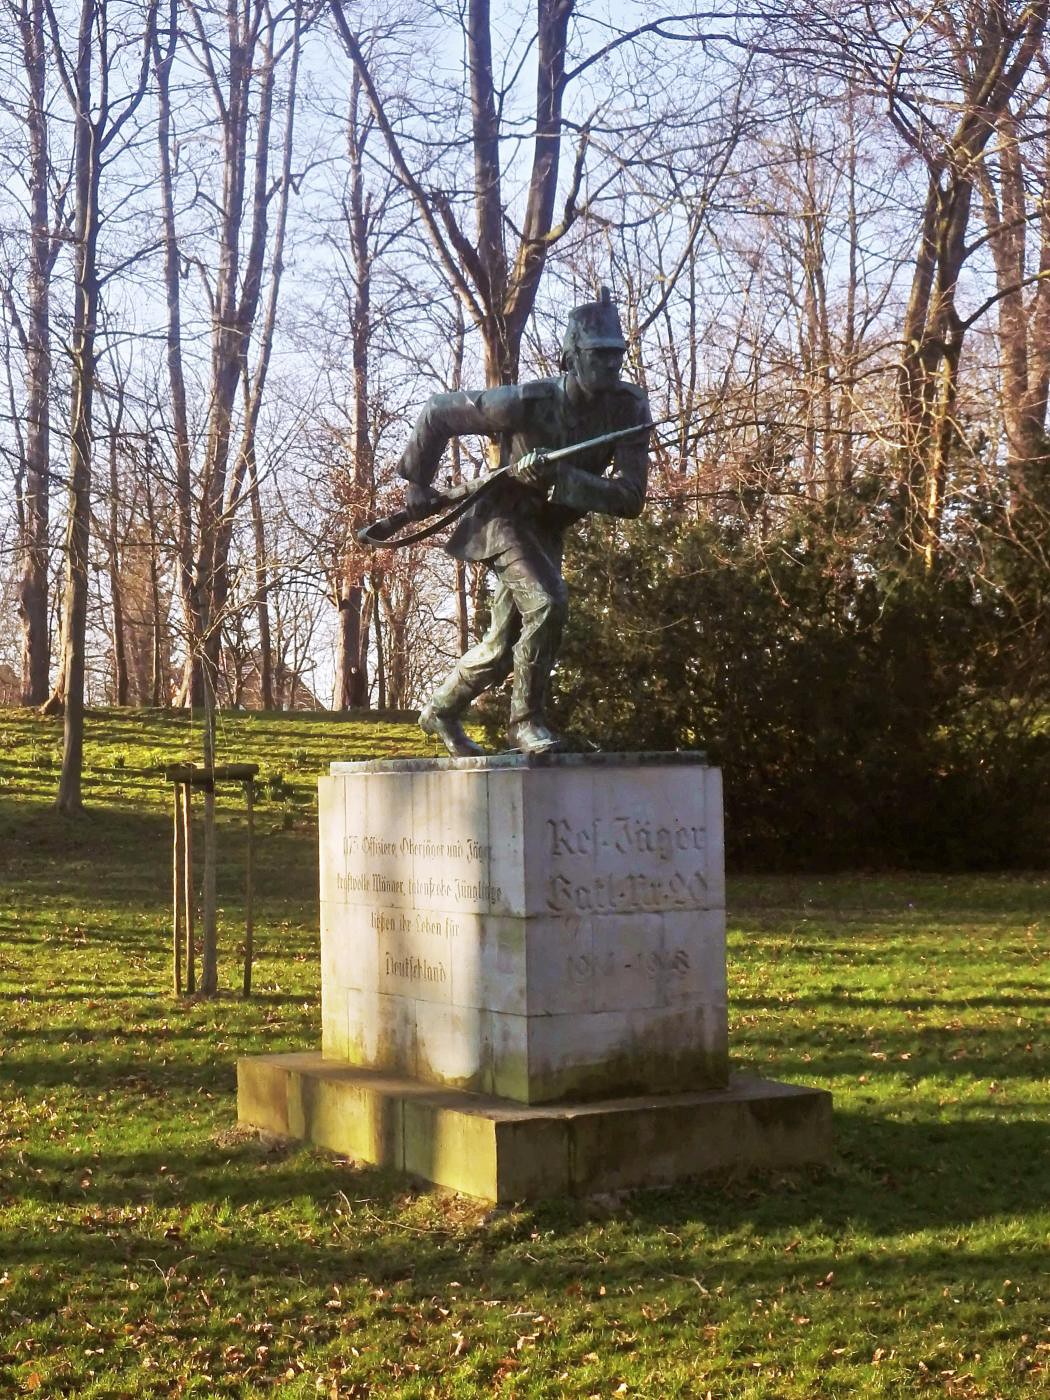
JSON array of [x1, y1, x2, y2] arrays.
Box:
[[552, 496, 1050, 870]]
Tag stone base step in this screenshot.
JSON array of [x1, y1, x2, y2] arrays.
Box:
[[237, 1051, 832, 1202]]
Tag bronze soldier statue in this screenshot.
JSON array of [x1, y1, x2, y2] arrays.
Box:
[[397, 288, 652, 757]]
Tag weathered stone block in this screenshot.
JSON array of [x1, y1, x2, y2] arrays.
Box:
[[237, 751, 833, 1200], [319, 753, 726, 1104], [236, 1054, 832, 1202]]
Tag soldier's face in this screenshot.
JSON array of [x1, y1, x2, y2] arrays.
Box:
[[571, 346, 624, 397]]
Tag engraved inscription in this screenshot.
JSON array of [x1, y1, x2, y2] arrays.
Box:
[[409, 876, 452, 899], [337, 872, 370, 895], [319, 766, 726, 1078], [544, 807, 710, 915], [548, 816, 705, 863], [344, 832, 491, 862], [453, 877, 503, 905], [546, 869, 708, 914], [568, 948, 690, 983], [363, 836, 396, 856], [384, 952, 447, 984], [377, 917, 458, 996], [338, 820, 502, 911], [372, 909, 462, 939]]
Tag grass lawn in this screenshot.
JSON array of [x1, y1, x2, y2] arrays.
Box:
[[0, 707, 1047, 1398]]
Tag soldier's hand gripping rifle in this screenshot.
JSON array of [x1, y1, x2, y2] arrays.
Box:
[[356, 420, 652, 549]]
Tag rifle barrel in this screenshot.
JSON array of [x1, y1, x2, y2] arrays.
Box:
[[358, 418, 653, 548], [544, 420, 651, 464]]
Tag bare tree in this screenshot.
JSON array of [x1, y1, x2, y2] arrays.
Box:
[[766, 0, 1049, 558], [331, 64, 380, 710], [101, 371, 130, 703], [45, 0, 157, 812], [0, 0, 68, 704], [892, 3, 1048, 561], [151, 0, 196, 704], [329, 0, 615, 387], [973, 68, 1050, 486], [153, 0, 308, 990]]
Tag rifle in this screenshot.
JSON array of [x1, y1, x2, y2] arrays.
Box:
[[356, 420, 652, 549]]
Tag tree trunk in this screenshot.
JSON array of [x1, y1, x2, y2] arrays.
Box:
[[199, 672, 218, 995], [51, 0, 156, 804], [55, 0, 102, 814], [16, 0, 53, 706], [893, 2, 1049, 561], [334, 579, 368, 709], [246, 443, 274, 709], [372, 569, 386, 709], [975, 102, 1050, 488], [190, 0, 301, 732], [330, 65, 374, 712], [836, 102, 860, 494], [455, 563, 469, 657], [450, 302, 470, 653], [153, 0, 202, 706], [332, 0, 581, 392], [106, 416, 129, 705], [142, 436, 165, 706]]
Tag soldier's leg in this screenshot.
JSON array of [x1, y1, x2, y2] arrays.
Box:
[[499, 548, 568, 751], [431, 576, 519, 709], [419, 573, 519, 756]]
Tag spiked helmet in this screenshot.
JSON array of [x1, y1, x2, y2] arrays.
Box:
[[560, 285, 627, 368]]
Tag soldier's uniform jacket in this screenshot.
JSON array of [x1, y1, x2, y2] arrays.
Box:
[[397, 374, 653, 563]]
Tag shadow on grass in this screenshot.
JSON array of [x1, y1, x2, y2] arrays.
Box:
[[734, 1032, 1047, 1082], [729, 872, 1050, 917], [0, 1227, 1040, 1363], [0, 989, 314, 1007], [0, 797, 318, 921], [734, 990, 1050, 1011], [3, 1107, 1046, 1233], [4, 1026, 1043, 1092], [2, 1111, 1046, 1312]]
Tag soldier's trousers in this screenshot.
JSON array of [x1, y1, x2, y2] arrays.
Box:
[[430, 543, 567, 726]]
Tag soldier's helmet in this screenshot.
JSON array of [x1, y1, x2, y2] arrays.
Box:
[[561, 285, 627, 368]]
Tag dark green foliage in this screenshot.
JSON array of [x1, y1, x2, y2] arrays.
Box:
[[553, 496, 1050, 870]]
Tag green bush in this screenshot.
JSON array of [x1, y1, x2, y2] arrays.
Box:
[[553, 496, 1050, 870]]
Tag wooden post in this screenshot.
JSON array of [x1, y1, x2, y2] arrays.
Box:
[[200, 664, 218, 997], [172, 784, 184, 995], [183, 782, 196, 994], [200, 774, 218, 996], [242, 778, 254, 998], [163, 762, 257, 1001]]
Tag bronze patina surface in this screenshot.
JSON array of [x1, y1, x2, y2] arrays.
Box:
[[396, 288, 653, 757]]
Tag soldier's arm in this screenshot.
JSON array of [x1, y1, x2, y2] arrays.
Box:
[[548, 390, 651, 518], [396, 387, 528, 489]]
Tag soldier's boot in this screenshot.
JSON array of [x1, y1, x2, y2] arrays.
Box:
[[507, 653, 565, 756], [418, 673, 486, 759], [506, 578, 566, 755], [507, 717, 564, 756]]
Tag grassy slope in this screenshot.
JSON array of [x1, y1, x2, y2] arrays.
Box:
[[0, 708, 1047, 1399]]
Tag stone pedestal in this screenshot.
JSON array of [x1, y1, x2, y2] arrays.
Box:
[[319, 752, 726, 1103], [238, 753, 831, 1199]]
